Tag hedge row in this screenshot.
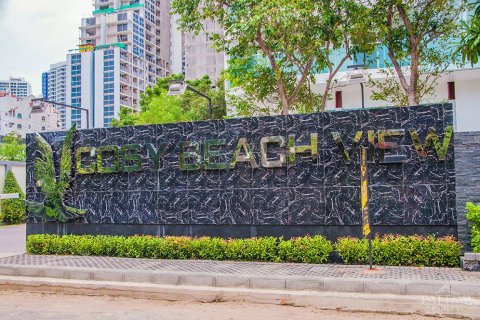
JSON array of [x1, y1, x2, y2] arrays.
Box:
[[26, 235, 333, 264], [335, 235, 461, 267], [26, 234, 462, 267]]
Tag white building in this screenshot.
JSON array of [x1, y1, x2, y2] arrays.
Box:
[[0, 94, 60, 138], [62, 0, 172, 129], [42, 61, 68, 129], [0, 77, 32, 98], [227, 59, 480, 133], [311, 64, 480, 133], [182, 21, 224, 83], [170, 16, 225, 83]]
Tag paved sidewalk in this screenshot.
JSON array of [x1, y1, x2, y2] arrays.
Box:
[[0, 254, 480, 296], [1, 254, 480, 318], [0, 254, 478, 282], [0, 224, 25, 258]]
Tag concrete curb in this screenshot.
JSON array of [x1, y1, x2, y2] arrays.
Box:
[[1, 275, 480, 319], [1, 264, 480, 298]]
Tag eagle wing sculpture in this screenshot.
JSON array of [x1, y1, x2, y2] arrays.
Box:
[[26, 124, 86, 222]]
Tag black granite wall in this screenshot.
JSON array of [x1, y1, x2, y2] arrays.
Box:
[[26, 104, 456, 240], [454, 132, 480, 251]]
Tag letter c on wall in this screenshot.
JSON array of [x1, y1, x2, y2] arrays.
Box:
[[76, 147, 96, 174]]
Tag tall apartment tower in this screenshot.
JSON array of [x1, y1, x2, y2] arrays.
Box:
[[64, 0, 171, 128], [42, 61, 68, 129], [0, 77, 32, 98], [182, 21, 224, 83]]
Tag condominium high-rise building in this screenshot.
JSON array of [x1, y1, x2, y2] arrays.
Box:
[[42, 61, 68, 129], [0, 77, 32, 98], [63, 0, 172, 128], [182, 21, 224, 83], [169, 15, 225, 83]]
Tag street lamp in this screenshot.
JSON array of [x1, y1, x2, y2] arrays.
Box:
[[347, 64, 367, 109], [167, 80, 212, 119], [31, 98, 90, 129]]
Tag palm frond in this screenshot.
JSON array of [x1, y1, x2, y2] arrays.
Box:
[[26, 200, 45, 218], [33, 132, 57, 196], [58, 124, 76, 194], [61, 201, 87, 222]]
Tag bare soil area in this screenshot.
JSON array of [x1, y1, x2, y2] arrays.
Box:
[[0, 290, 452, 320]]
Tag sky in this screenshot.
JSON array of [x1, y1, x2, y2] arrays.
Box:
[[0, 0, 92, 95]]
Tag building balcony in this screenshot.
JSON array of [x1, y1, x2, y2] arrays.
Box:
[[120, 66, 131, 72], [145, 27, 155, 36], [120, 52, 131, 62], [120, 77, 131, 85], [120, 88, 131, 95], [81, 17, 99, 28], [94, 0, 113, 5], [120, 98, 131, 105], [80, 23, 100, 30], [80, 34, 99, 41]]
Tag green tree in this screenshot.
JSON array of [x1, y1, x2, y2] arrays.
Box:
[[0, 132, 26, 162], [455, 1, 480, 65], [1, 170, 25, 224], [172, 0, 374, 115], [368, 0, 464, 106], [112, 74, 226, 127]]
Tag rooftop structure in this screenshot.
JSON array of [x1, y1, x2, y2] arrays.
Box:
[[0, 77, 32, 98], [0, 94, 60, 138]]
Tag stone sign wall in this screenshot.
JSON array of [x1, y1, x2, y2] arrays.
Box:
[[454, 132, 480, 251], [26, 104, 456, 239]]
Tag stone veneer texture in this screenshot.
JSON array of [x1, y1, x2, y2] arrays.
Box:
[[454, 132, 480, 251], [26, 104, 456, 237]]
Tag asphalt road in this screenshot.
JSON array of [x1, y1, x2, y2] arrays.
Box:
[[0, 291, 452, 320], [0, 224, 25, 258]]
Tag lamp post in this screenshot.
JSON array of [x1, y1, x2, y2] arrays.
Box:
[[167, 80, 212, 119], [31, 98, 90, 129], [347, 64, 367, 109]]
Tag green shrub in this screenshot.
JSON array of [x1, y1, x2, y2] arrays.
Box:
[[26, 234, 333, 263], [336, 234, 461, 267], [1, 170, 25, 224], [334, 237, 369, 264], [466, 202, 480, 252], [278, 236, 333, 263], [26, 234, 460, 267]]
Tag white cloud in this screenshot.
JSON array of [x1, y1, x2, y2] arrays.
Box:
[[0, 0, 92, 95]]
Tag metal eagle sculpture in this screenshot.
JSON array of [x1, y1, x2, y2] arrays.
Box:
[[26, 124, 86, 222]]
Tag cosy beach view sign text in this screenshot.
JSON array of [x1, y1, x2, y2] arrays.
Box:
[[75, 126, 453, 175]]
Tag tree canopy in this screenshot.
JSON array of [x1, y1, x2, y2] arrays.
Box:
[[455, 1, 480, 65], [172, 0, 375, 115], [0, 132, 26, 162], [112, 74, 226, 127], [367, 0, 464, 106]]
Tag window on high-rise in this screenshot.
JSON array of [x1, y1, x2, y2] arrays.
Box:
[[117, 24, 128, 32], [118, 13, 127, 21]]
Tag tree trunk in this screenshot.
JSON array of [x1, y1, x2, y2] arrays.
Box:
[[320, 78, 332, 112], [277, 80, 290, 115], [409, 46, 420, 105], [407, 88, 417, 105]]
